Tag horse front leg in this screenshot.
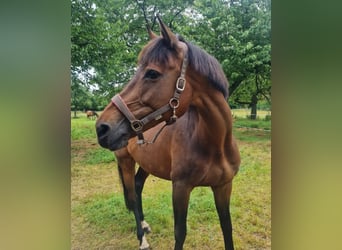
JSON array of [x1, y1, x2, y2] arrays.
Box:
[[212, 182, 234, 250], [135, 167, 151, 250], [135, 167, 151, 234], [117, 159, 150, 250], [133, 205, 150, 250], [172, 181, 192, 250]]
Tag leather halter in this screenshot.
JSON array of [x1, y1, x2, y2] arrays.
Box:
[[111, 46, 188, 145]]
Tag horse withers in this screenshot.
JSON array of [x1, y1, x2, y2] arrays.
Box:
[[96, 16, 240, 250]]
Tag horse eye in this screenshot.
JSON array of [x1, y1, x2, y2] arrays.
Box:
[[144, 69, 161, 80]]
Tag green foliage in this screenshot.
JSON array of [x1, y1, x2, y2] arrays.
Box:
[[71, 0, 271, 119]]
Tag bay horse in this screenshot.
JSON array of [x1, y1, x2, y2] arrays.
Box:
[[96, 16, 240, 250], [86, 110, 98, 120]]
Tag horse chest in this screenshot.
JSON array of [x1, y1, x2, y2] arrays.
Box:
[[130, 145, 172, 180]]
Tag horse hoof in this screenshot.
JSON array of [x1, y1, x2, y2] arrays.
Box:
[[139, 235, 150, 250], [139, 243, 151, 250], [139, 247, 151, 250]]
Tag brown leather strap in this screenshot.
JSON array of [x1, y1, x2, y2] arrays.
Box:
[[112, 95, 144, 132], [111, 44, 188, 144], [140, 103, 171, 125], [111, 95, 136, 123]]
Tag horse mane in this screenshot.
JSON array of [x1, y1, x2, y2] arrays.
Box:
[[181, 38, 229, 99], [139, 37, 229, 99]]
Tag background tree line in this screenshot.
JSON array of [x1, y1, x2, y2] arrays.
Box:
[[71, 0, 271, 119]]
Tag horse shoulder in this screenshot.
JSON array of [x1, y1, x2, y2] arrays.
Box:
[[127, 131, 173, 180]]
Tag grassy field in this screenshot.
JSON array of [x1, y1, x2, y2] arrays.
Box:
[[71, 111, 271, 250]]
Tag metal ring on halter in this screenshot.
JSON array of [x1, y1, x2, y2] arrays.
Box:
[[131, 120, 144, 132], [169, 98, 180, 109]]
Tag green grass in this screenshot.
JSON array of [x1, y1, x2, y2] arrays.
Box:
[[71, 118, 98, 140], [233, 117, 271, 142], [71, 111, 114, 165], [234, 118, 271, 130], [71, 113, 271, 250]]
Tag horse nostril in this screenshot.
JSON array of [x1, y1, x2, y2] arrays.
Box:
[[96, 123, 110, 138]]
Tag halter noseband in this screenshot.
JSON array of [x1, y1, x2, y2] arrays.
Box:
[[111, 46, 188, 145]]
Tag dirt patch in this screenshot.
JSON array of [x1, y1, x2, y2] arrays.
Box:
[[71, 139, 98, 164]]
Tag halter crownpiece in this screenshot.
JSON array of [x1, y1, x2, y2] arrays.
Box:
[[111, 45, 188, 145]]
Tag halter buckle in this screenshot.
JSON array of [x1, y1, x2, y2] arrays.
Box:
[[176, 77, 186, 91], [131, 120, 144, 132]]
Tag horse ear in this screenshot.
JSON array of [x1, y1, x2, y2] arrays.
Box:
[[146, 25, 158, 40], [156, 14, 178, 48]]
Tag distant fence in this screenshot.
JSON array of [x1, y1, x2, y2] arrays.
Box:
[[231, 109, 271, 121]]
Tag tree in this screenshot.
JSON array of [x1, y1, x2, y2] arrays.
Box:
[[71, 76, 89, 117], [226, 0, 271, 118], [71, 0, 194, 100], [182, 0, 271, 118], [71, 0, 271, 119], [71, 0, 131, 99]]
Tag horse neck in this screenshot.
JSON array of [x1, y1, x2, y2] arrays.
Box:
[[190, 76, 233, 147]]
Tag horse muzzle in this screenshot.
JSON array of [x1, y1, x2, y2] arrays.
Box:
[[96, 119, 131, 151]]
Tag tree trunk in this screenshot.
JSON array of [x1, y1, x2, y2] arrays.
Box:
[[250, 103, 257, 120], [250, 94, 258, 120]]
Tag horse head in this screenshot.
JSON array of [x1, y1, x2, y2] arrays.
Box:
[[96, 17, 192, 151]]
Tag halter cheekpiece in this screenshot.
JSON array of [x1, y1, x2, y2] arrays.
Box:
[[111, 45, 189, 145]]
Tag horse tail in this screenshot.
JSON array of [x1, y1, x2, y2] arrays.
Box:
[[117, 165, 132, 211]]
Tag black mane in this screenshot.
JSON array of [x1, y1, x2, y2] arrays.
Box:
[[183, 39, 229, 98]]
